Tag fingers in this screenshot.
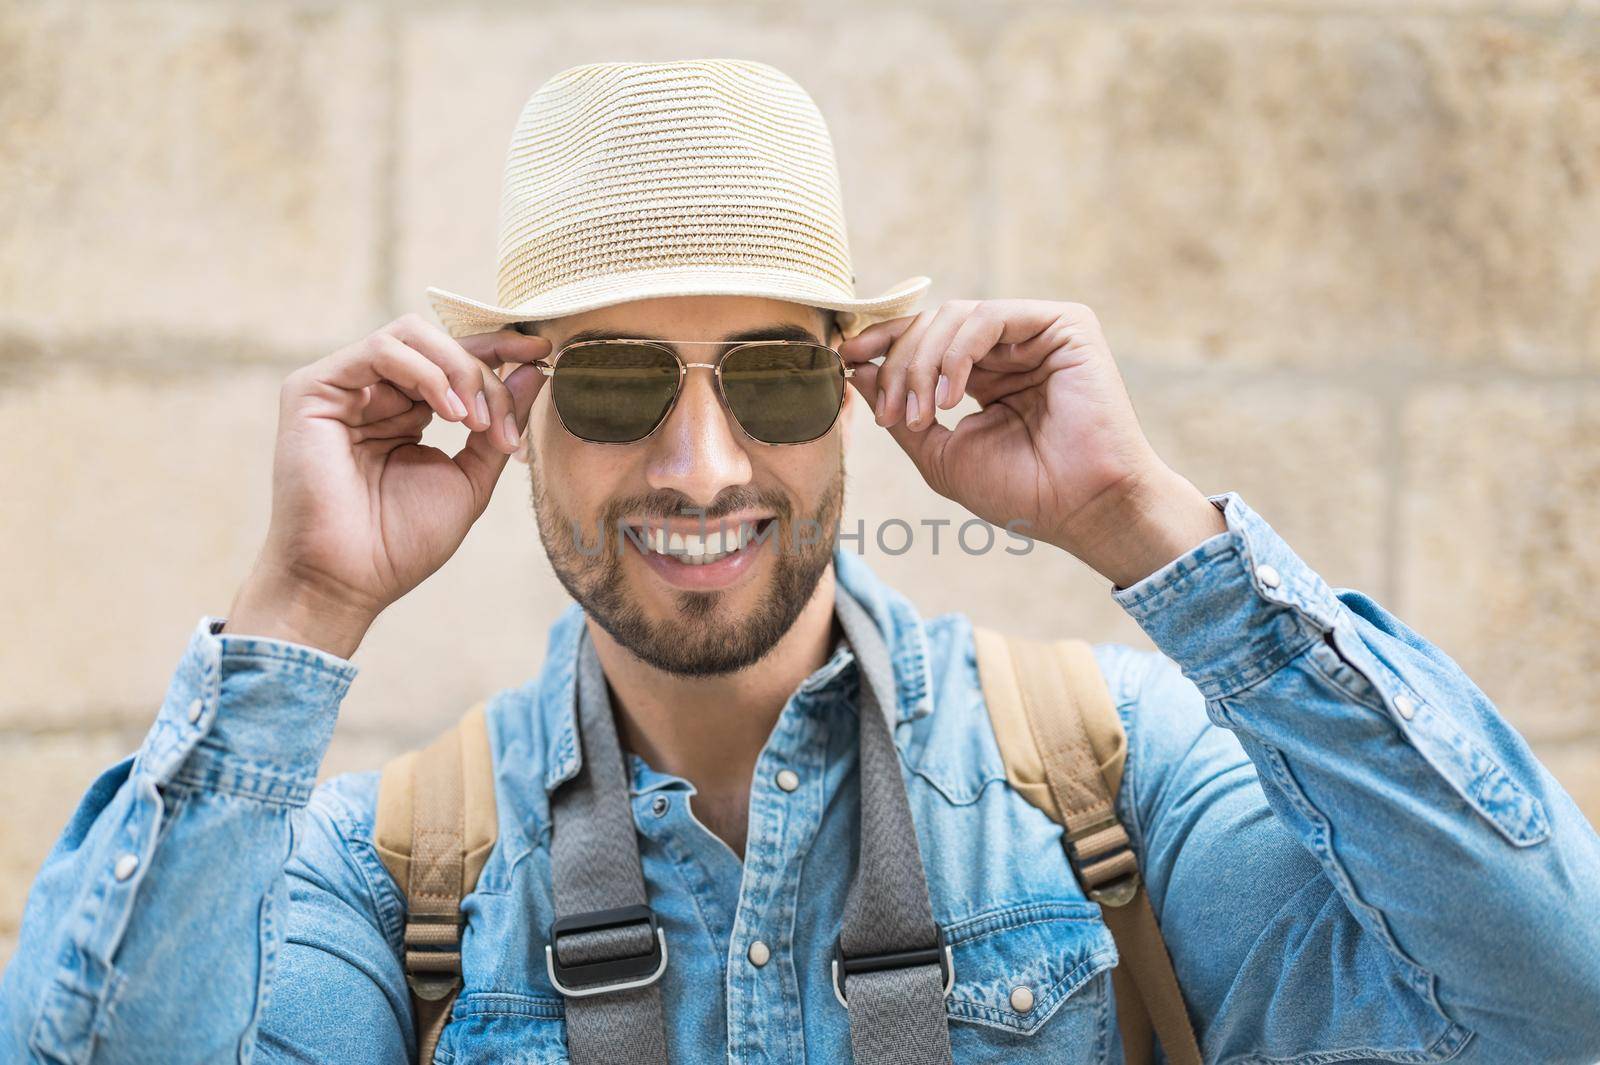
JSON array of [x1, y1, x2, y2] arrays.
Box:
[[857, 309, 934, 431], [893, 302, 968, 431], [937, 314, 1004, 413], [891, 305, 1003, 429], [843, 301, 994, 432], [845, 359, 883, 422], [322, 330, 467, 427], [450, 361, 547, 509], [351, 398, 434, 443], [840, 299, 1094, 433], [314, 314, 550, 454], [838, 314, 916, 365], [350, 381, 421, 426], [455, 325, 552, 451], [391, 315, 545, 454], [458, 327, 552, 374], [847, 359, 955, 492]]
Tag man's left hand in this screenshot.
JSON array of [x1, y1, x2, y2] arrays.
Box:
[[839, 298, 1228, 589]]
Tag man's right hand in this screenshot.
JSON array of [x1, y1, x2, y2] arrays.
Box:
[[224, 313, 550, 658]]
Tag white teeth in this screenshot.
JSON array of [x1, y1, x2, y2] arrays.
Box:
[[636, 520, 764, 563]]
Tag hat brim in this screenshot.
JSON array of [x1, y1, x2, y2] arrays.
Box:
[[426, 266, 931, 341]]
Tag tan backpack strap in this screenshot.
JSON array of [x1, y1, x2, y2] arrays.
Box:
[[975, 627, 1202, 1065], [375, 702, 497, 1064], [1105, 893, 1196, 1064]]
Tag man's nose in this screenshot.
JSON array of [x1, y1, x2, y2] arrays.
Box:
[[643, 366, 753, 506]]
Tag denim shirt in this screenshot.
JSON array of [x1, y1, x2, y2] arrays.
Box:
[[3, 490, 1599, 1064]]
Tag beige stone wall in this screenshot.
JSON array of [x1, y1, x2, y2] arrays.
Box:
[[2, 1, 1596, 968]]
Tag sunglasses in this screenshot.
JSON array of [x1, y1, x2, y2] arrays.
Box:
[[531, 337, 855, 446]]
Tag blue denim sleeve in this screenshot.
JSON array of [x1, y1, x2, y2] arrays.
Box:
[[0, 616, 409, 1064], [1109, 491, 1600, 1064], [257, 769, 413, 1064]]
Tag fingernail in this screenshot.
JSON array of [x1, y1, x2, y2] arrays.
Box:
[[906, 392, 920, 427], [446, 388, 468, 420], [502, 411, 520, 450], [475, 390, 490, 427], [874, 389, 886, 422], [935, 375, 949, 408]]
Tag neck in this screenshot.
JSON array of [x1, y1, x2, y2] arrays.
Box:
[[583, 566, 842, 850]]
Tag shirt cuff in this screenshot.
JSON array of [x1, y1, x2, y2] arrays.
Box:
[[1109, 491, 1346, 701], [135, 614, 360, 803]]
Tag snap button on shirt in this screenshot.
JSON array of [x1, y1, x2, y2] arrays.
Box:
[[113, 853, 139, 881], [1395, 694, 1417, 720], [1255, 563, 1282, 589], [747, 940, 771, 968], [775, 769, 800, 793], [1010, 985, 1035, 1013], [186, 697, 203, 723]]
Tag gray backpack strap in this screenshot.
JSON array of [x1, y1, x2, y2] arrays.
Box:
[[832, 586, 955, 1065], [545, 628, 672, 1064], [546, 592, 954, 1065]]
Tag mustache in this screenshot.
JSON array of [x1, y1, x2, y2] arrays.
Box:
[[598, 486, 792, 525]]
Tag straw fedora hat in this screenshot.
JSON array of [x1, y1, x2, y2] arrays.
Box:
[[426, 58, 931, 341]]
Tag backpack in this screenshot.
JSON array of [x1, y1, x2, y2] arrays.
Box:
[[373, 628, 1203, 1065]]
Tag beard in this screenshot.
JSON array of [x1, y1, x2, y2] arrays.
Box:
[[529, 458, 844, 677]]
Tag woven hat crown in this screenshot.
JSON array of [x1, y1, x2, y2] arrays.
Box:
[[426, 58, 930, 338]]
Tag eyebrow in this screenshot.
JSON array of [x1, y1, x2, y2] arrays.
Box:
[[554, 323, 825, 352]]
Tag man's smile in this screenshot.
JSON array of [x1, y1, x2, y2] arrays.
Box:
[[624, 515, 778, 591]]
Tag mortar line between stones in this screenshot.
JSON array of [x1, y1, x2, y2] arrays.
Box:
[[1377, 369, 1409, 609], [375, 7, 403, 322], [976, 27, 999, 303]]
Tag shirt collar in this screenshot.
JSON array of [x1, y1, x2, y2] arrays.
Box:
[[538, 546, 934, 796]]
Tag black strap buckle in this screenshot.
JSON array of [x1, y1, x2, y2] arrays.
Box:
[[545, 903, 669, 998], [831, 925, 955, 1008]]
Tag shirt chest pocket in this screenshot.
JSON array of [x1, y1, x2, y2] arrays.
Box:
[[943, 900, 1119, 1064], [432, 992, 567, 1065]]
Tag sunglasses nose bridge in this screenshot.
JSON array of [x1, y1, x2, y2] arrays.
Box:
[[676, 360, 741, 434]]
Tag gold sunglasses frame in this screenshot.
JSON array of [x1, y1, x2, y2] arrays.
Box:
[[531, 337, 856, 447]]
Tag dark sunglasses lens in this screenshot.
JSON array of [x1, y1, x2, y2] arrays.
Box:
[[720, 344, 845, 444], [551, 343, 679, 443]]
